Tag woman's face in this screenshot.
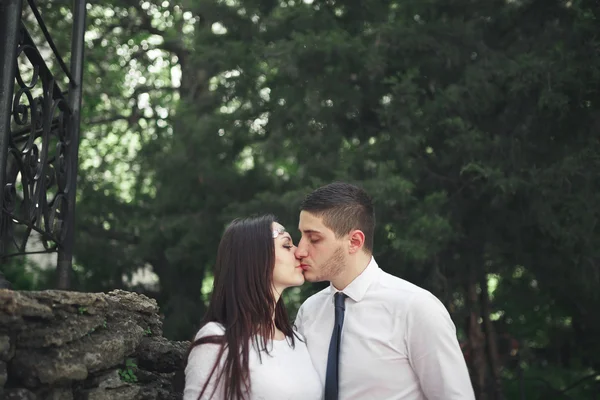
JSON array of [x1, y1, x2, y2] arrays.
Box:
[[272, 222, 305, 293]]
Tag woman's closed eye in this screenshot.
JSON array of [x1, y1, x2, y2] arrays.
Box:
[[283, 244, 294, 250]]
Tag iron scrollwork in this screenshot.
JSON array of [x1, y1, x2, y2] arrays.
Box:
[[1, 23, 73, 258]]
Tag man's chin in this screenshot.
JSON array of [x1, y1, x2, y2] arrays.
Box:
[[303, 271, 323, 283]]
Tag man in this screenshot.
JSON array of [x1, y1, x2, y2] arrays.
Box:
[[294, 182, 475, 400]]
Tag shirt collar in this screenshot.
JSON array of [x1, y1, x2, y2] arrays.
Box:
[[328, 256, 380, 303]]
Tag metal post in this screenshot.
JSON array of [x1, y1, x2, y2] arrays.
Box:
[[0, 0, 23, 286], [56, 0, 86, 289]]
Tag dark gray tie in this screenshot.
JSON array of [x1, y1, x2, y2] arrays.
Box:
[[324, 292, 347, 400]]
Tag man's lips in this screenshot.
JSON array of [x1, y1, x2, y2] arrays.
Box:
[[299, 264, 309, 271]]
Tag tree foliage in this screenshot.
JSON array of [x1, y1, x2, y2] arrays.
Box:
[[12, 0, 600, 398]]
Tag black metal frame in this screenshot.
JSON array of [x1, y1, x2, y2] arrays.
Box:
[[0, 0, 86, 289]]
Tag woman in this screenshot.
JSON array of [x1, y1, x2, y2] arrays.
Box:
[[184, 215, 322, 400]]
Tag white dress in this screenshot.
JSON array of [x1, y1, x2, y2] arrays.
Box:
[[184, 322, 323, 400]]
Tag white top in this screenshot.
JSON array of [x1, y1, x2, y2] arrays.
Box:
[[295, 257, 475, 400], [184, 322, 323, 400]]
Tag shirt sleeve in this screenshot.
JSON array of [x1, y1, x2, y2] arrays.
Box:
[[184, 322, 228, 400], [294, 303, 305, 336], [405, 292, 475, 400]]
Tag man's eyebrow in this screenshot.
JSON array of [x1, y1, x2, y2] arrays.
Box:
[[300, 229, 322, 234]]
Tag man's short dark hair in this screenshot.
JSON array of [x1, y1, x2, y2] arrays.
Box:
[[300, 182, 375, 253]]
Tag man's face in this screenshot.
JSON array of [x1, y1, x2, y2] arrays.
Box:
[[295, 211, 347, 282]]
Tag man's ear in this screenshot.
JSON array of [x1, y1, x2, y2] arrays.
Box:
[[348, 230, 365, 254]]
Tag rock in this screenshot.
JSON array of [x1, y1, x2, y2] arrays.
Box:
[[11, 347, 88, 387], [3, 388, 37, 399], [0, 360, 7, 386], [0, 290, 53, 329], [22, 291, 109, 315], [136, 337, 188, 373], [12, 320, 144, 386], [84, 385, 140, 400], [0, 289, 184, 398], [76, 369, 140, 400], [17, 314, 105, 348], [0, 333, 14, 361], [134, 369, 174, 389], [105, 290, 163, 337], [135, 386, 180, 400], [80, 320, 145, 372], [0, 291, 54, 318], [106, 290, 159, 315], [35, 386, 73, 400], [124, 368, 180, 400]]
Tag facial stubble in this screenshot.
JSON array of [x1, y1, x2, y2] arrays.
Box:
[[307, 246, 345, 282]]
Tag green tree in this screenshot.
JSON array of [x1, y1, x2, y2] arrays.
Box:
[[26, 0, 600, 397]]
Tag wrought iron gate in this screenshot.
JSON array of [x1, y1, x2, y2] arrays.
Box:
[[0, 0, 86, 289]]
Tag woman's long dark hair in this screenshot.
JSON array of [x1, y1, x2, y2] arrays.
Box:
[[186, 215, 297, 400]]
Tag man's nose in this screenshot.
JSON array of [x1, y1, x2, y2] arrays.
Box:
[[295, 239, 307, 259]]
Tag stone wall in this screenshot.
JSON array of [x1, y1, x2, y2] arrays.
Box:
[[0, 289, 189, 400]]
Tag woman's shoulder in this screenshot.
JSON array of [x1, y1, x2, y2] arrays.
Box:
[[292, 328, 306, 342], [194, 321, 226, 340]]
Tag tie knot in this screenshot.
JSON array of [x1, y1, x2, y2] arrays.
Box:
[[334, 292, 347, 309]]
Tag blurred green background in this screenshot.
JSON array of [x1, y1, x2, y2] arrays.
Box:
[[4, 0, 600, 398]]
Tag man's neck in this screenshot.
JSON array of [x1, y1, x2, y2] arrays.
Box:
[[331, 252, 372, 291]]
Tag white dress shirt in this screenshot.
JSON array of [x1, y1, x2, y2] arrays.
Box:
[[295, 257, 475, 400], [184, 322, 323, 400]]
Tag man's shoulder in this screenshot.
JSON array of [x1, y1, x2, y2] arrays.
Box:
[[377, 271, 448, 314], [299, 286, 331, 311], [377, 270, 430, 298]]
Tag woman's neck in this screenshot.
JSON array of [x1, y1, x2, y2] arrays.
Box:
[[273, 327, 286, 341]]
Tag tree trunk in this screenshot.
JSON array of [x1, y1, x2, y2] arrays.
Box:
[[149, 249, 207, 340], [481, 272, 504, 400], [467, 270, 488, 400]]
